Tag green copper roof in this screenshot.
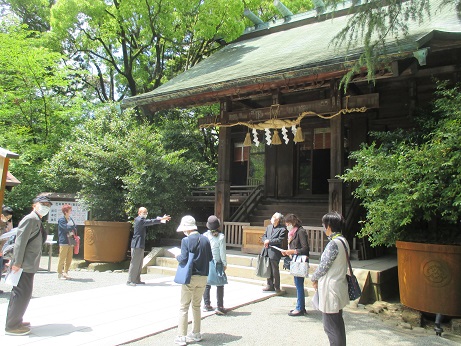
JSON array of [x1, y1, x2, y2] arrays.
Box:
[[122, 0, 461, 109]]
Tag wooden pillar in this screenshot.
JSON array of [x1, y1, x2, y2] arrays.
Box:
[[329, 113, 344, 215], [215, 101, 232, 222], [0, 157, 9, 208], [0, 148, 19, 208]]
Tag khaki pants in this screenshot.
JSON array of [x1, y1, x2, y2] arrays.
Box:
[[178, 275, 208, 336], [57, 245, 73, 274]]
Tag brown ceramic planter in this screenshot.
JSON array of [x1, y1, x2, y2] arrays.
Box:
[[396, 240, 461, 317], [84, 221, 131, 263]]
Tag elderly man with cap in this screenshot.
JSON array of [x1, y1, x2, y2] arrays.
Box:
[[5, 195, 51, 336], [174, 215, 212, 346], [202, 215, 228, 315]]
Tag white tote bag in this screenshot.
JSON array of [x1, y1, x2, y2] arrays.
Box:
[[289, 255, 309, 277]]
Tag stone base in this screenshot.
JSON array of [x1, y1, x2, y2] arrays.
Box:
[[70, 259, 130, 272], [451, 318, 461, 336]]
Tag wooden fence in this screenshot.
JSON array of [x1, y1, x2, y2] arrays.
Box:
[[223, 222, 327, 256], [223, 222, 250, 248]]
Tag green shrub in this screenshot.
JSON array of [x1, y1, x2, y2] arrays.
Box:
[[341, 83, 461, 247]]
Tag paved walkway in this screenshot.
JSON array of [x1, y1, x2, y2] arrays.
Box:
[[1, 256, 460, 346], [0, 274, 277, 346]]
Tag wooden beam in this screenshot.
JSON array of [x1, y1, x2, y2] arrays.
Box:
[[198, 93, 379, 126]]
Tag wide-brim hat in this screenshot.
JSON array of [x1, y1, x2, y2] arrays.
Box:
[[176, 215, 197, 232], [206, 215, 220, 230], [33, 195, 53, 205]]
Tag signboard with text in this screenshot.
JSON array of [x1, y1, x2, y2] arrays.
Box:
[[47, 201, 89, 225]]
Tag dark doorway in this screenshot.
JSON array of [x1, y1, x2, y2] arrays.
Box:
[[265, 140, 294, 198], [312, 149, 330, 194]]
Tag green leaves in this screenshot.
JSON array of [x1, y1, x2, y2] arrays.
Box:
[[341, 83, 461, 247], [43, 103, 208, 225]]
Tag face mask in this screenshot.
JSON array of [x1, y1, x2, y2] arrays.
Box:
[[140, 213, 148, 218], [286, 225, 293, 231], [37, 204, 50, 216]]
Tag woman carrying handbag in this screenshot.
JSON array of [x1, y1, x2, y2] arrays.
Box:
[[281, 214, 309, 316], [57, 204, 77, 280]]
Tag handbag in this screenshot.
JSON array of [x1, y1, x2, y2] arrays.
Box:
[[174, 237, 200, 284], [67, 234, 76, 246], [207, 260, 228, 285], [283, 256, 291, 270], [255, 254, 271, 278], [74, 235, 80, 254], [338, 238, 362, 300], [289, 255, 309, 277]]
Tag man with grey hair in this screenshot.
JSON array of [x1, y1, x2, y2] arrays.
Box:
[[261, 212, 286, 294]]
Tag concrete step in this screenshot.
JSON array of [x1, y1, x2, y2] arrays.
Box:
[[148, 254, 318, 289], [149, 248, 399, 304]]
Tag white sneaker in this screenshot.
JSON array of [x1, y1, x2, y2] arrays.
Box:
[[174, 335, 187, 345], [186, 332, 203, 342]]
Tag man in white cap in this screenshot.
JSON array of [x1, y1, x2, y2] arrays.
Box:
[[174, 215, 212, 346], [5, 195, 51, 336]]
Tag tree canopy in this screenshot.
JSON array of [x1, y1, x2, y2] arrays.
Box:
[[0, 22, 88, 213]]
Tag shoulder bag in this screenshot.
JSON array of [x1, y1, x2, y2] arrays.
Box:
[[174, 237, 200, 284], [207, 260, 228, 285], [337, 238, 362, 300]]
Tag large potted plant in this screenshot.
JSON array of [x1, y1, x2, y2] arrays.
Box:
[[341, 83, 461, 317], [44, 104, 211, 262]]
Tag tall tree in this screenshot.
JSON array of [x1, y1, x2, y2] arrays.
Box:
[[48, 0, 245, 105], [0, 22, 88, 213]]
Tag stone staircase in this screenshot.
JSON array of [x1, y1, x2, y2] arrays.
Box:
[[147, 249, 318, 295]]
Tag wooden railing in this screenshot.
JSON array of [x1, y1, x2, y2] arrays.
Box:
[[229, 185, 263, 222], [223, 221, 250, 248], [225, 222, 327, 256], [188, 185, 260, 203], [246, 178, 262, 186], [304, 226, 328, 257]]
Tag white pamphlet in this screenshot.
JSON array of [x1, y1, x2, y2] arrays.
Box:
[[270, 245, 286, 252], [167, 247, 181, 257], [5, 268, 23, 287]]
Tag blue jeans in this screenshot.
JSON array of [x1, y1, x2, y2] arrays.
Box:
[[294, 276, 305, 311]]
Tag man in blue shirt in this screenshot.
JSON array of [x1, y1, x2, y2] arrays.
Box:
[[174, 215, 212, 346]]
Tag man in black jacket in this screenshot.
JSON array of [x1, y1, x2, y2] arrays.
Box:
[[126, 207, 170, 286], [262, 212, 287, 294]]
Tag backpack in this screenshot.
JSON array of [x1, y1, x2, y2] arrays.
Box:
[[2, 227, 41, 260], [1, 228, 17, 259]]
